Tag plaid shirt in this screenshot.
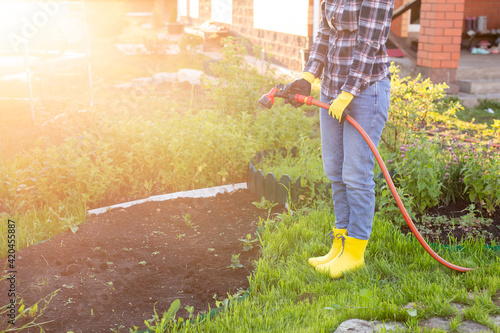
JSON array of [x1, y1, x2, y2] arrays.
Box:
[[304, 0, 394, 99]]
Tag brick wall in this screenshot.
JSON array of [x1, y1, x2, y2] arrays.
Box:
[[417, 0, 465, 69], [182, 0, 311, 71], [416, 0, 465, 89], [464, 0, 500, 31], [391, 0, 411, 37], [393, 0, 500, 39], [231, 0, 311, 71]]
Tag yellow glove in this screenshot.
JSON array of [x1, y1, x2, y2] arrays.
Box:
[[329, 91, 354, 123], [302, 72, 315, 84]]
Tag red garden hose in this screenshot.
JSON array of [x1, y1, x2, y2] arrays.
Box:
[[260, 88, 474, 273], [300, 94, 474, 272]]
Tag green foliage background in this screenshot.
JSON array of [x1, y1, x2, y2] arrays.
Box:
[[0, 38, 312, 257]]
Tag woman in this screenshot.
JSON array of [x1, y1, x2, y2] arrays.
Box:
[[283, 0, 394, 278]]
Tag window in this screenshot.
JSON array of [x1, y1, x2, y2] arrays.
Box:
[[190, 0, 199, 18], [212, 0, 232, 24], [253, 0, 308, 36]]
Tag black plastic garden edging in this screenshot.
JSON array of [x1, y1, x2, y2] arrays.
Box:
[[247, 148, 330, 204]]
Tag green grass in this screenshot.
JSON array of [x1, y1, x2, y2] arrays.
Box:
[[149, 203, 500, 332], [455, 99, 500, 126]]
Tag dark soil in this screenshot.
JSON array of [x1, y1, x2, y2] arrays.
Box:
[[401, 199, 500, 245], [1, 190, 283, 332]]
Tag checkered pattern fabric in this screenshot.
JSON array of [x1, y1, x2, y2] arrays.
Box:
[[304, 0, 394, 99]]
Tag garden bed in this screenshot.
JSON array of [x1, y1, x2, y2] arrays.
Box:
[[402, 199, 500, 247], [0, 190, 283, 332]]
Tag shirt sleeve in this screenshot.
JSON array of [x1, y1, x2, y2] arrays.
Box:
[[342, 0, 394, 96], [303, 2, 330, 78]]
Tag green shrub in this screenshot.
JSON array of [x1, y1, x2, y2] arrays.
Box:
[[391, 136, 443, 214], [383, 65, 463, 152], [179, 34, 203, 56], [259, 136, 323, 182], [434, 136, 500, 212], [461, 143, 500, 212], [203, 37, 280, 115], [375, 134, 500, 220], [0, 106, 310, 213]]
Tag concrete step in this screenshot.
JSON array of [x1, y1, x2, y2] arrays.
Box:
[[456, 66, 500, 80], [455, 91, 500, 108], [456, 78, 500, 94]]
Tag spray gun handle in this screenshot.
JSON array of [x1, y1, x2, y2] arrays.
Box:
[[291, 93, 351, 124], [290, 93, 330, 111], [291, 94, 315, 106]]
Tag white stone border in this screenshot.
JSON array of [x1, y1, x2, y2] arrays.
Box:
[[88, 183, 247, 216]]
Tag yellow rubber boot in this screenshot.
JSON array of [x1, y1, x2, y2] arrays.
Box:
[[315, 235, 368, 279], [307, 228, 347, 268]]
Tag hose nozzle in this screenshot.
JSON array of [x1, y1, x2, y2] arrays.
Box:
[[259, 87, 278, 109]]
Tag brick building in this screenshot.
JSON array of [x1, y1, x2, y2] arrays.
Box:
[[177, 0, 500, 89]]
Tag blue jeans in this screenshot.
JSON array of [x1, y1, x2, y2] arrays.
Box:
[[320, 78, 391, 240]]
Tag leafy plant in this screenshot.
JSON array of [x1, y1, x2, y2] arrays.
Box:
[[416, 204, 496, 243], [184, 305, 194, 320], [377, 129, 500, 223], [212, 289, 247, 309], [240, 233, 258, 251], [492, 119, 500, 141], [183, 213, 197, 229], [375, 181, 416, 227], [260, 135, 325, 176], [227, 253, 243, 270], [143, 299, 182, 332], [388, 136, 443, 214], [252, 197, 277, 211], [0, 290, 60, 332], [383, 64, 463, 151], [252, 197, 278, 220], [203, 36, 277, 115], [461, 144, 500, 212], [143, 37, 175, 55], [178, 34, 203, 58]]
